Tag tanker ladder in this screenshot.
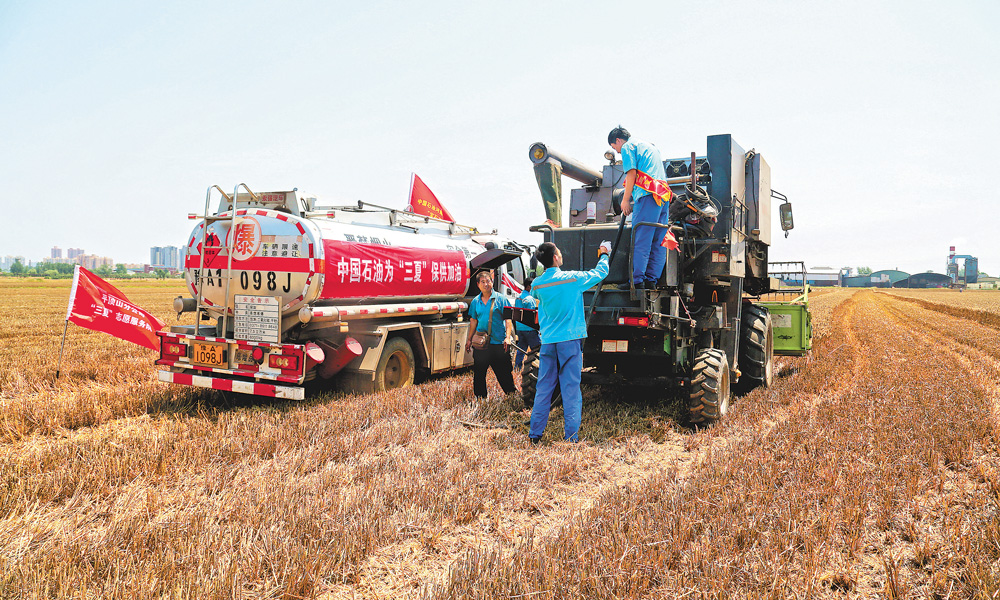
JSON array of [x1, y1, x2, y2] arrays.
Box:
[[192, 184, 263, 337]]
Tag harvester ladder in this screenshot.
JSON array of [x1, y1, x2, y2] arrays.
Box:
[[194, 184, 260, 336]]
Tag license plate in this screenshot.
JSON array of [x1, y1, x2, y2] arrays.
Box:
[[191, 342, 227, 367], [234, 348, 254, 365]]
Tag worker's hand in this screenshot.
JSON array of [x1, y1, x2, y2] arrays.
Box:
[[621, 197, 632, 217], [504, 335, 513, 350], [465, 339, 473, 353], [598, 241, 612, 257]]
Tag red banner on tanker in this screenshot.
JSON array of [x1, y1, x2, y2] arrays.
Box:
[[66, 266, 166, 350], [322, 240, 468, 299], [406, 173, 455, 222]]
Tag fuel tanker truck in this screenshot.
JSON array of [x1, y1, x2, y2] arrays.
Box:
[[156, 185, 528, 399]]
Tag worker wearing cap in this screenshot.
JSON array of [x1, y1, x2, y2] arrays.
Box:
[[466, 270, 516, 399], [513, 276, 540, 371], [527, 240, 610, 443], [608, 126, 670, 290]]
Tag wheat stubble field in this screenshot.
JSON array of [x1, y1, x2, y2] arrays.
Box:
[[1, 279, 999, 599]]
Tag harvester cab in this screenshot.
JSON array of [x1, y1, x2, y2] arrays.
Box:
[[522, 134, 811, 425]]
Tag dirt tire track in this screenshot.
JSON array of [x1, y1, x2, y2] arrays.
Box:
[[340, 294, 869, 598]]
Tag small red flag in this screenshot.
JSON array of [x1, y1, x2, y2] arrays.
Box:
[[66, 266, 166, 351], [406, 173, 455, 222], [661, 229, 680, 250]]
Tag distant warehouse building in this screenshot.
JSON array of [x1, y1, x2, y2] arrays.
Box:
[[843, 269, 910, 288], [893, 272, 953, 288], [782, 266, 841, 287], [869, 269, 910, 287]]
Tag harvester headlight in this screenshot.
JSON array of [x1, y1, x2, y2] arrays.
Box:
[[532, 147, 546, 160], [604, 150, 615, 162]]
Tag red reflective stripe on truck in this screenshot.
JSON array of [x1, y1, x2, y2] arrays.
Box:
[[183, 255, 312, 272], [296, 222, 306, 234]]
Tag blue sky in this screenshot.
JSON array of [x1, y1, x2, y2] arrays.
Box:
[[2, 0, 997, 275]]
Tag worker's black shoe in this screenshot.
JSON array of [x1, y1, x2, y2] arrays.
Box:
[[529, 436, 542, 445], [617, 282, 642, 291]]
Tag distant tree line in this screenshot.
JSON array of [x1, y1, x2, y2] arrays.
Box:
[[2, 260, 181, 280]]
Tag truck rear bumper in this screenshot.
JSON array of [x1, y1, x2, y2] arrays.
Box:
[[157, 369, 305, 400]]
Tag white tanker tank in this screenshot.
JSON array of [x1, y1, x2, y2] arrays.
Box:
[[159, 186, 529, 399], [182, 191, 520, 322]]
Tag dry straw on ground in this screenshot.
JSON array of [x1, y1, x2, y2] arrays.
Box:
[[1, 280, 999, 599]]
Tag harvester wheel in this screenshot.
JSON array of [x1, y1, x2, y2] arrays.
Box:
[[734, 304, 774, 395], [375, 337, 414, 391], [520, 348, 561, 411], [688, 348, 730, 425]]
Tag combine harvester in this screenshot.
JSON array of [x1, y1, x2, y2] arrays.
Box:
[[156, 187, 528, 399], [518, 135, 812, 424]]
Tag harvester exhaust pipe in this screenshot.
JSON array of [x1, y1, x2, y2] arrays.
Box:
[[529, 142, 603, 227]]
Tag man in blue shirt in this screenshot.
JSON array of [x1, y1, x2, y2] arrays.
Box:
[[513, 276, 540, 371], [528, 241, 610, 443], [608, 126, 670, 290], [465, 270, 516, 398]]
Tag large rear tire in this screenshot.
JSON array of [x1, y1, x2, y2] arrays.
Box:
[[374, 337, 414, 391], [520, 348, 561, 411], [735, 304, 774, 395], [689, 348, 731, 425]]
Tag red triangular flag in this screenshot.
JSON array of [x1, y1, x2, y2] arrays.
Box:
[[661, 229, 680, 250], [66, 266, 166, 350], [406, 173, 455, 222]]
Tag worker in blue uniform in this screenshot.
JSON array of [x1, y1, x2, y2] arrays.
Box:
[[608, 126, 670, 290], [528, 240, 610, 442], [466, 270, 516, 398], [513, 276, 540, 371]]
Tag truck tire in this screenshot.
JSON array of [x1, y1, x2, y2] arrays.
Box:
[[689, 348, 730, 425], [374, 337, 414, 391], [735, 304, 774, 395], [520, 348, 561, 411]]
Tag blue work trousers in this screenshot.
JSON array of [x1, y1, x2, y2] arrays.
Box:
[[529, 339, 583, 442], [514, 329, 540, 370], [632, 194, 669, 284]]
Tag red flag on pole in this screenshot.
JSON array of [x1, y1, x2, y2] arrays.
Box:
[[65, 266, 166, 351], [406, 173, 455, 222]]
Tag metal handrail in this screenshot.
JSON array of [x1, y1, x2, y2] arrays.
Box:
[[194, 185, 233, 335], [217, 184, 260, 337]]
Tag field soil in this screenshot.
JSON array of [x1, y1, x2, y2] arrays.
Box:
[[1, 279, 999, 599]]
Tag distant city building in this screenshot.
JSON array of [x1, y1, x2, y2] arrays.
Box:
[[79, 255, 114, 270], [42, 256, 74, 265], [150, 246, 182, 270], [1, 256, 27, 271], [51, 246, 62, 259], [67, 248, 84, 259]]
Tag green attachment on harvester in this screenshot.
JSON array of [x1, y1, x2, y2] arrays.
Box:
[[760, 261, 813, 356]]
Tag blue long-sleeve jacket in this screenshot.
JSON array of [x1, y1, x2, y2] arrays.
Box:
[[529, 255, 609, 344]]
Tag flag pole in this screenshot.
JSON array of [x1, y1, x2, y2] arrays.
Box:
[[57, 265, 82, 380], [55, 319, 69, 379]]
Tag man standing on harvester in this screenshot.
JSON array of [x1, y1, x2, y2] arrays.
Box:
[[528, 241, 610, 443], [608, 126, 672, 290]]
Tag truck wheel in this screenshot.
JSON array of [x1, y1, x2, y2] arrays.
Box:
[[735, 304, 774, 395], [520, 348, 561, 411], [375, 337, 414, 391], [689, 348, 730, 425]]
